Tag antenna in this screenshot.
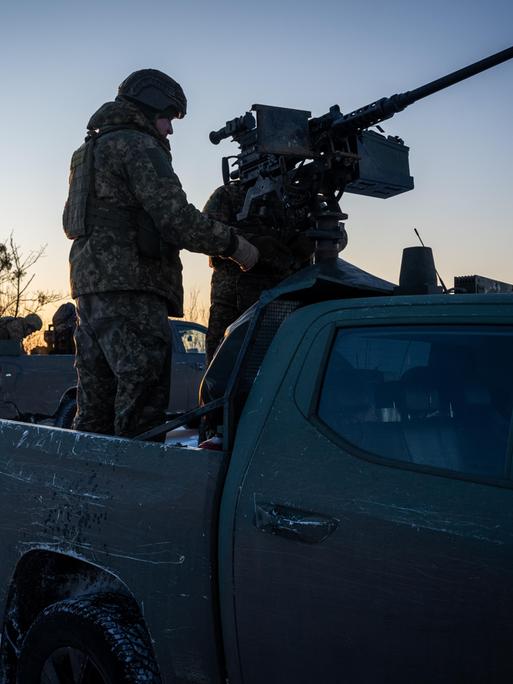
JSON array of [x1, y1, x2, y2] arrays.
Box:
[[414, 228, 448, 294]]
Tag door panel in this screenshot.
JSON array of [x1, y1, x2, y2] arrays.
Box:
[[169, 322, 206, 412], [231, 320, 513, 683], [0, 355, 77, 418]]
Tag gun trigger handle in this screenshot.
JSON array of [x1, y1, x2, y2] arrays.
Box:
[[222, 157, 230, 185]]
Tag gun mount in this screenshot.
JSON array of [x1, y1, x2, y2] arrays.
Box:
[[210, 46, 513, 263]]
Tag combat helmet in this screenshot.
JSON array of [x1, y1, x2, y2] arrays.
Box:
[[52, 302, 76, 328], [24, 313, 42, 332], [118, 69, 187, 119]]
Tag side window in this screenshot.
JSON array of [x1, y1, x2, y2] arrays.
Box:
[[175, 325, 206, 354], [317, 326, 513, 479]]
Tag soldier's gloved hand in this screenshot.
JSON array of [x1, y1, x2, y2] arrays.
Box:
[[228, 236, 260, 271]]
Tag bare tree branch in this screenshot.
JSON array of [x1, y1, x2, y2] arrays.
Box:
[[180, 286, 208, 325], [0, 233, 62, 317]]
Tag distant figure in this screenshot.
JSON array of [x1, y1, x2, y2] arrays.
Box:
[[0, 313, 42, 343], [45, 302, 77, 354]]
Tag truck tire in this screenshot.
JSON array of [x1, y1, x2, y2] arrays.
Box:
[[16, 593, 161, 684], [54, 397, 77, 429]]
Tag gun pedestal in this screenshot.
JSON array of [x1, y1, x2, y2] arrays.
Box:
[[308, 209, 348, 264]]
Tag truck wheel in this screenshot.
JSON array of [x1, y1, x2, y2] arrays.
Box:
[[54, 397, 76, 429], [16, 593, 161, 683]]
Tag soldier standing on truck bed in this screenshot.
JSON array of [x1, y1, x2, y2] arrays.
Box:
[[44, 302, 77, 354], [203, 183, 347, 365], [199, 184, 344, 446], [63, 69, 259, 439]]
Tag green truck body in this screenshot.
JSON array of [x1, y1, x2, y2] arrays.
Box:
[[0, 270, 512, 683]]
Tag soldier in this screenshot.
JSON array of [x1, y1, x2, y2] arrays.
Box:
[[45, 302, 77, 354], [0, 313, 42, 345], [63, 69, 258, 438], [203, 181, 316, 365]]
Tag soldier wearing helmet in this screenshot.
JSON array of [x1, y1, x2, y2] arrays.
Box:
[[63, 68, 259, 438], [44, 302, 77, 354]]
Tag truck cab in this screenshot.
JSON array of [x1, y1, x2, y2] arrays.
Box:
[[0, 259, 512, 683]]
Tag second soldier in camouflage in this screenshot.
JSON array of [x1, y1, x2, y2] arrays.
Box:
[[203, 181, 315, 365]]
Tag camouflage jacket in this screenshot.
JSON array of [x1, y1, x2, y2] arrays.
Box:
[[203, 182, 314, 278], [0, 317, 31, 341], [64, 100, 236, 316]]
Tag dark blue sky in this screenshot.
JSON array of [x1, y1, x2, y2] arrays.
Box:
[[1, 0, 512, 309]]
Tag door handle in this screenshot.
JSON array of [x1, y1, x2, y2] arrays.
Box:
[[254, 503, 339, 544]]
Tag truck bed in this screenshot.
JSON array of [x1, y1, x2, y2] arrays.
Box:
[[0, 419, 227, 683]]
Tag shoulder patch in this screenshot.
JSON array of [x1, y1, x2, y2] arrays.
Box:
[[146, 147, 174, 178]]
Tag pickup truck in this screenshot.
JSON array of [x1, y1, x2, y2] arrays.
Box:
[[0, 257, 512, 684], [0, 320, 207, 426]]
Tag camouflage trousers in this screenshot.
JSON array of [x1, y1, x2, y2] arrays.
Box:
[[73, 292, 171, 438], [206, 265, 283, 365]]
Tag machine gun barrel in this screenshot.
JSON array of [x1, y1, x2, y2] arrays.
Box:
[[406, 45, 513, 103], [330, 45, 513, 136]]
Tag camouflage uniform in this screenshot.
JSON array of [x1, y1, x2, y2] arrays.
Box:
[[74, 293, 170, 436], [203, 182, 314, 364], [0, 315, 42, 343], [0, 318, 29, 341], [51, 302, 76, 355], [63, 99, 237, 437]]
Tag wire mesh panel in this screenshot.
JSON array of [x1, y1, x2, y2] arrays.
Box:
[[237, 299, 301, 397]]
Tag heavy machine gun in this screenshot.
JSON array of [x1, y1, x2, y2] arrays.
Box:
[[210, 46, 513, 262]]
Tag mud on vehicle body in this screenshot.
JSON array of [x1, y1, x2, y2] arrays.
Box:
[[2, 258, 513, 683]]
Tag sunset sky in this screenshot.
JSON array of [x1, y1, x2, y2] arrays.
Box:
[[1, 0, 512, 320]]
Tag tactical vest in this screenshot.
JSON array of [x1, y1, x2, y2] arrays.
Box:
[[62, 132, 161, 259]]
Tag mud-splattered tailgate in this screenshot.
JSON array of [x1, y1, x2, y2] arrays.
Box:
[[0, 420, 227, 683]]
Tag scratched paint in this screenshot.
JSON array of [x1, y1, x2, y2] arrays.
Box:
[[0, 418, 229, 683]]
